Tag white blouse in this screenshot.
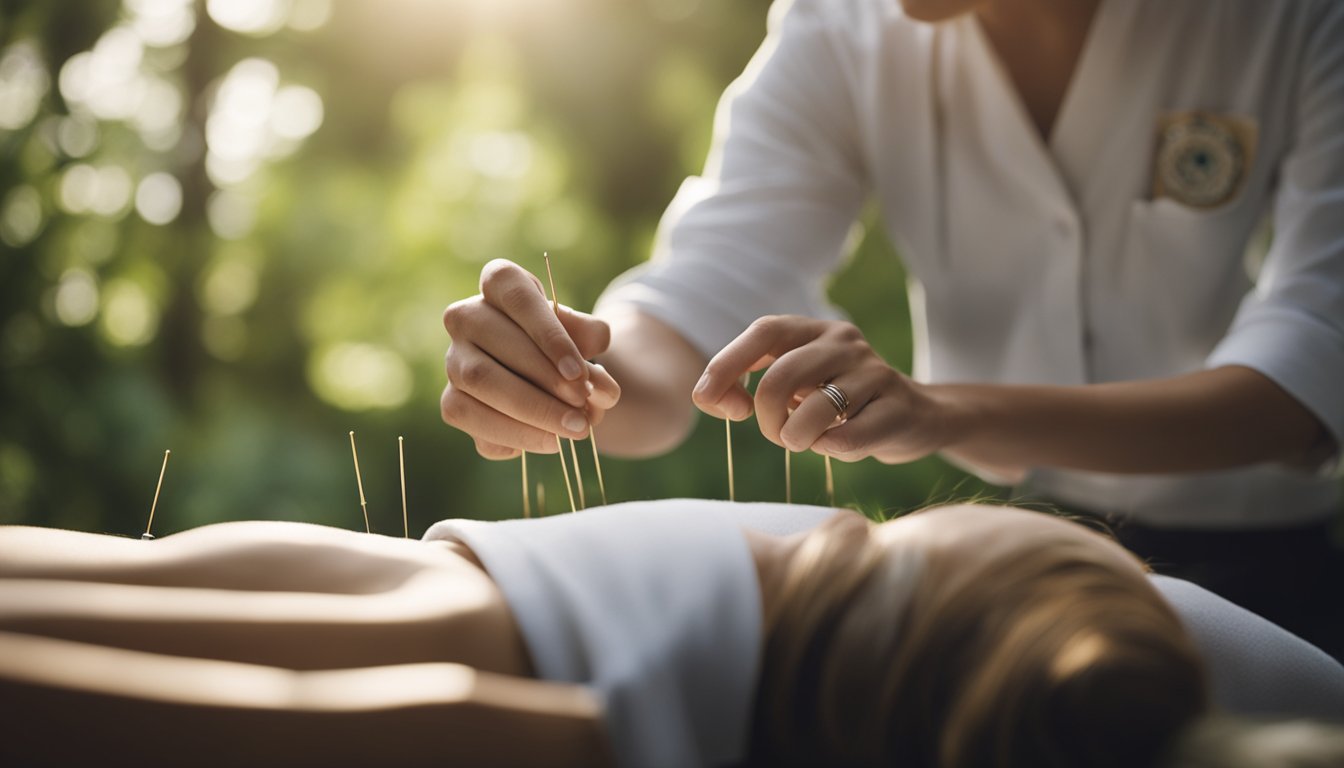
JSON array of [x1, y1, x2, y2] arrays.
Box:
[[598, 0, 1344, 527]]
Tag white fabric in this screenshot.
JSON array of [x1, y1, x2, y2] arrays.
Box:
[[1152, 575, 1344, 722], [596, 0, 1344, 528], [422, 502, 766, 768]]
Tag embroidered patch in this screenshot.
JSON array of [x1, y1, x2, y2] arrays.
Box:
[[1152, 112, 1258, 209]]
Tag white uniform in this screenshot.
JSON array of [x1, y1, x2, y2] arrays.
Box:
[[597, 0, 1344, 528]]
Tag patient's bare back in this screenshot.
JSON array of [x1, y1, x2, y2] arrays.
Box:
[[0, 521, 532, 675]]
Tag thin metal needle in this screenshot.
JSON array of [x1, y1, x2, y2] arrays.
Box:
[[555, 434, 577, 513], [348, 431, 370, 533], [726, 417, 736, 502], [568, 437, 587, 509], [589, 427, 607, 506], [543, 251, 579, 514], [142, 449, 170, 540], [727, 372, 750, 503], [784, 449, 792, 504], [398, 435, 408, 538], [521, 450, 531, 518], [824, 455, 835, 507]]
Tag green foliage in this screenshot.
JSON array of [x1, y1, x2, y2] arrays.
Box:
[[0, 0, 991, 534]]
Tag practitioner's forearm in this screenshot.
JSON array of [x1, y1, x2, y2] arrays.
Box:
[[932, 365, 1333, 480], [591, 308, 705, 457]]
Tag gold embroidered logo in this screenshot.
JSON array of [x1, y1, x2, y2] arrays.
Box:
[[1152, 111, 1258, 209]]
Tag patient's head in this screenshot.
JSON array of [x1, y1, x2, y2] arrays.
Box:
[[748, 504, 1208, 768]]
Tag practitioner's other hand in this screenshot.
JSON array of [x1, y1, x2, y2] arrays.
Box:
[[441, 259, 621, 460], [691, 315, 945, 464]]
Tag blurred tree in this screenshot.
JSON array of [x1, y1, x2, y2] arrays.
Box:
[[0, 0, 989, 535]]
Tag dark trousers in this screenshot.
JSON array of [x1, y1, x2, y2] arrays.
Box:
[[1105, 517, 1344, 664]]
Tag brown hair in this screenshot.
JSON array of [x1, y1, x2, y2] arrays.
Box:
[[745, 506, 1208, 768]]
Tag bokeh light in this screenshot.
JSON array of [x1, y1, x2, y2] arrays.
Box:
[[126, 0, 197, 47], [1, 186, 45, 248], [135, 172, 183, 225], [99, 278, 159, 347], [207, 0, 291, 37], [0, 41, 50, 131], [52, 269, 100, 327], [309, 342, 414, 411], [200, 256, 259, 316]]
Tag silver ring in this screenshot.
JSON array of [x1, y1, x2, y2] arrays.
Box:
[[816, 382, 849, 422]]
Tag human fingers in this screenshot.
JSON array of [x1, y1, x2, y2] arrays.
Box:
[[693, 315, 825, 420], [473, 438, 521, 461], [440, 383, 564, 457], [752, 341, 857, 446], [585, 361, 621, 410], [557, 306, 612, 361], [778, 365, 889, 453], [811, 397, 912, 463], [811, 378, 943, 464], [478, 259, 587, 383], [454, 299, 589, 407], [444, 342, 593, 441]]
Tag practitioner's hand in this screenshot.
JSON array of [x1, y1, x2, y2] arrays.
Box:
[[691, 315, 946, 464], [441, 259, 621, 460]]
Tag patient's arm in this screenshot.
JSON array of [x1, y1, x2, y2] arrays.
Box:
[[0, 631, 612, 768], [0, 523, 533, 675]]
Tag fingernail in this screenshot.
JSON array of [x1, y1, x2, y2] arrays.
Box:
[[559, 356, 582, 381], [562, 410, 588, 434], [693, 374, 709, 396]]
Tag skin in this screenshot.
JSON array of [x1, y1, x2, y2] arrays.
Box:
[[439, 0, 1332, 483], [0, 504, 1146, 765], [0, 522, 535, 675]]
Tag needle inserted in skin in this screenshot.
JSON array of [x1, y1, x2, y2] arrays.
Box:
[[398, 436, 408, 538], [348, 431, 371, 533], [142, 449, 170, 540]]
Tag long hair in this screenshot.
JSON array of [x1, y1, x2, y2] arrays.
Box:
[[745, 506, 1208, 768]]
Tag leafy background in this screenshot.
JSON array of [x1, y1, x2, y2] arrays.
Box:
[[0, 0, 994, 537]]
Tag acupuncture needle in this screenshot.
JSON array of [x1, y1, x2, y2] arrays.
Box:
[[141, 449, 170, 540]]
